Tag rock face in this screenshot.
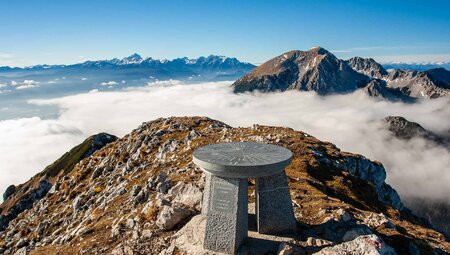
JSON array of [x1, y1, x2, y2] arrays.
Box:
[[232, 47, 450, 100], [385, 69, 450, 99], [425, 68, 450, 89], [0, 117, 448, 255], [346, 57, 388, 79], [233, 47, 369, 95]]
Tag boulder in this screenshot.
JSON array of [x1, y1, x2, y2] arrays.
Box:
[[13, 247, 27, 255], [111, 244, 134, 255], [156, 206, 191, 230], [313, 234, 396, 255], [363, 213, 395, 229], [167, 182, 203, 210]]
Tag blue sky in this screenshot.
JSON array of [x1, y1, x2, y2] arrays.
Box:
[[1, 0, 449, 66]]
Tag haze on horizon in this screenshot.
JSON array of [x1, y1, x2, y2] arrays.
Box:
[[1, 0, 450, 67]]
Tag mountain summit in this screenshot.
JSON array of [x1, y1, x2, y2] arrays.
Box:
[[233, 47, 369, 95], [232, 47, 450, 99], [0, 117, 448, 254]]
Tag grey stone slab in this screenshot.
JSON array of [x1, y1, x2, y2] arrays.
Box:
[[193, 142, 292, 178], [203, 175, 248, 254], [256, 171, 297, 234], [201, 173, 212, 215]]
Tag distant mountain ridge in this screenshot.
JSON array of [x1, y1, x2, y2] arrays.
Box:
[[383, 62, 450, 72], [232, 47, 450, 100], [0, 54, 255, 73]]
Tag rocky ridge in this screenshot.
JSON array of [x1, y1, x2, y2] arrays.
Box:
[[0, 133, 117, 232], [232, 47, 450, 100], [0, 117, 448, 255]]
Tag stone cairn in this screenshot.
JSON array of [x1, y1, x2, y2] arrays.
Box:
[[193, 142, 297, 254]]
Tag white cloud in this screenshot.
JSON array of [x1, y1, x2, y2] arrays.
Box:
[[10, 80, 40, 90], [100, 81, 118, 86], [16, 84, 39, 90], [1, 81, 449, 206], [81, 77, 88, 81]]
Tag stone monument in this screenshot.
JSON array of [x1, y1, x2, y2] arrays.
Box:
[[193, 142, 297, 254]]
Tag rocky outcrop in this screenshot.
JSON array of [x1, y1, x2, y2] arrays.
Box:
[[310, 146, 403, 210], [0, 180, 51, 231], [0, 117, 448, 254], [2, 185, 16, 201]]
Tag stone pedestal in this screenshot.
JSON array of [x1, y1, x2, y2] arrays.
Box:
[[203, 174, 248, 254], [193, 142, 296, 254], [256, 171, 297, 234]]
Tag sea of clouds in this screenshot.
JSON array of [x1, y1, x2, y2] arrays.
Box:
[[1, 80, 449, 205]]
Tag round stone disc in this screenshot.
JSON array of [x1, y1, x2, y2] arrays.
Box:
[[193, 142, 292, 178]]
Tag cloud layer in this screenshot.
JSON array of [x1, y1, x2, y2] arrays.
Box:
[[1, 81, 449, 205]]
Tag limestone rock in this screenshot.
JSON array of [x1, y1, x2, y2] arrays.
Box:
[[156, 206, 191, 230], [111, 244, 134, 255], [363, 213, 395, 229], [167, 182, 203, 210], [313, 234, 397, 255], [172, 215, 208, 255], [13, 247, 27, 255]]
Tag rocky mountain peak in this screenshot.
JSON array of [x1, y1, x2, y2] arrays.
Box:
[[383, 116, 427, 140], [307, 46, 330, 55], [232, 47, 368, 94], [382, 116, 449, 146], [122, 53, 143, 62], [0, 116, 448, 254], [231, 47, 450, 100], [346, 57, 388, 78]]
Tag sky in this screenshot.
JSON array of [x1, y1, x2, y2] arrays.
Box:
[[1, 0, 450, 66]]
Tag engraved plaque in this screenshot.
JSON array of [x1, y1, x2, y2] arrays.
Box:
[[211, 181, 236, 214]]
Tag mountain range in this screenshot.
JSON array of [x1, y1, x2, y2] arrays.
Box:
[[0, 54, 255, 81], [232, 47, 450, 100], [383, 62, 450, 72]]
